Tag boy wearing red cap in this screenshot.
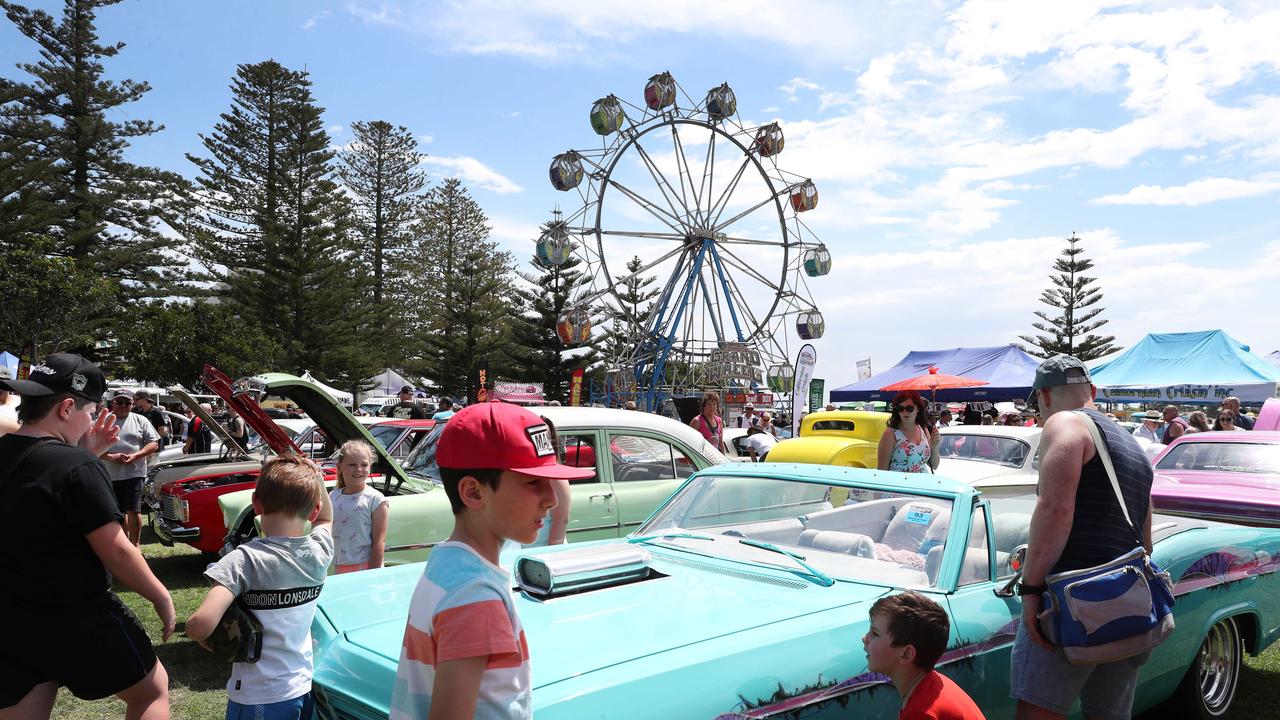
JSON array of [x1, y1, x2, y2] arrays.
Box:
[[388, 401, 594, 720]]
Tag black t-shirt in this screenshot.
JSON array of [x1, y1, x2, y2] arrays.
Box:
[[387, 401, 427, 420], [0, 436, 123, 611], [134, 406, 168, 446]]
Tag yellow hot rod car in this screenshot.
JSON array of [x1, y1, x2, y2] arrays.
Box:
[[766, 410, 892, 468]]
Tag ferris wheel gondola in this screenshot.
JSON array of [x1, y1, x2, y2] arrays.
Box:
[[545, 72, 829, 410]]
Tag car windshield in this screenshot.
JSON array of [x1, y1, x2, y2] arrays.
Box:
[[1156, 441, 1280, 475], [937, 434, 1029, 468], [636, 474, 956, 588], [402, 422, 446, 483], [367, 424, 401, 451]]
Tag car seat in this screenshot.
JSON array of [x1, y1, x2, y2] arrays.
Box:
[[797, 529, 876, 559]]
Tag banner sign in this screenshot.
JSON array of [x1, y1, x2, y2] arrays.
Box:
[[856, 359, 872, 381], [1098, 382, 1279, 405], [476, 363, 489, 402], [569, 369, 585, 407], [792, 344, 817, 437], [809, 379, 824, 412], [724, 392, 774, 406], [493, 381, 544, 403], [707, 341, 764, 384]]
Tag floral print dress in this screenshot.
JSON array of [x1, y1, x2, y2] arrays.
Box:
[[889, 427, 932, 473]]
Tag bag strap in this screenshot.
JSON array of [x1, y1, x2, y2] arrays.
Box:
[[1073, 410, 1140, 538], [0, 437, 57, 489]]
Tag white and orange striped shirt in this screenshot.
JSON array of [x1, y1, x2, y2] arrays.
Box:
[[389, 541, 531, 719]]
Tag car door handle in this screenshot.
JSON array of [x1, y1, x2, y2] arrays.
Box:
[[589, 492, 614, 501]]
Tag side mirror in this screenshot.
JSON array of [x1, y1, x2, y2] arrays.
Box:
[[994, 544, 1028, 598]]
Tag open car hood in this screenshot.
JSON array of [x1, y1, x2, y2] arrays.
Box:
[[170, 387, 247, 456], [248, 372, 411, 488], [202, 365, 302, 456]]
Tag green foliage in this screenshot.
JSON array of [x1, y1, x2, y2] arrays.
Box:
[[510, 226, 599, 404], [410, 179, 518, 398], [598, 254, 658, 368], [112, 301, 284, 386], [0, 0, 189, 295], [187, 60, 374, 377], [0, 240, 116, 358], [1018, 232, 1120, 361]]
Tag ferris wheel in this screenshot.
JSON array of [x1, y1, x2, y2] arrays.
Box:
[[541, 72, 830, 411]]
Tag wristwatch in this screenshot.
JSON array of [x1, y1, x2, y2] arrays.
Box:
[[1015, 582, 1047, 596]]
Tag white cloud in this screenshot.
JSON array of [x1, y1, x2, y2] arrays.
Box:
[[327, 124, 344, 135], [420, 155, 524, 194], [1089, 175, 1280, 206], [418, 134, 434, 145], [301, 10, 330, 30]]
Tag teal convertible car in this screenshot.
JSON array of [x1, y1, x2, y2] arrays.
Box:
[[308, 464, 1280, 719]]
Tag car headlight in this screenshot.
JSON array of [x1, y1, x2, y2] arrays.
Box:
[[178, 499, 190, 523]]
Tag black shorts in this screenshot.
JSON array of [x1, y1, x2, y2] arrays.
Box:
[[0, 594, 157, 705], [112, 477, 144, 513]]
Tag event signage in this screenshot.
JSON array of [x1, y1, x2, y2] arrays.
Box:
[[1098, 382, 1279, 404], [809, 379, 824, 413], [792, 344, 817, 437], [856, 359, 872, 381], [569, 369, 585, 406], [707, 342, 763, 384], [724, 391, 774, 406]]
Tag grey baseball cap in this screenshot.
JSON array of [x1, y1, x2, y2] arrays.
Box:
[[1025, 355, 1092, 411]]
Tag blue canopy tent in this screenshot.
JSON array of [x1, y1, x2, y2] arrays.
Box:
[[830, 345, 1040, 402], [1090, 330, 1280, 405], [0, 351, 18, 379]]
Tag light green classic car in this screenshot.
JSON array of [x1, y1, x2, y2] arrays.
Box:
[[217, 376, 730, 563]]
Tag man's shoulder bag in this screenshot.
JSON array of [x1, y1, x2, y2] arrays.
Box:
[[1038, 411, 1176, 665]]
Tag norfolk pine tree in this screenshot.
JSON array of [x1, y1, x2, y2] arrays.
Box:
[[1018, 232, 1120, 361], [598, 255, 658, 367], [510, 231, 600, 404], [0, 0, 187, 294]]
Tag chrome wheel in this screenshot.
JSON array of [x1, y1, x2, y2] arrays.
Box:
[[1197, 617, 1241, 716]]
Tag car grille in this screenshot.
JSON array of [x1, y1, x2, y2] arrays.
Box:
[[158, 494, 181, 522]]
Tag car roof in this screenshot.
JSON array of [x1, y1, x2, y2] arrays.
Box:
[[533, 406, 710, 449], [939, 425, 1041, 438], [372, 418, 437, 428], [1167, 430, 1280, 444], [273, 418, 314, 433]]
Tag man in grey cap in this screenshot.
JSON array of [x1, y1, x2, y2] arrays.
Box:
[[1010, 355, 1156, 720], [104, 388, 159, 546]]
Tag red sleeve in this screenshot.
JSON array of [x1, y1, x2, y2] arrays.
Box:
[[432, 599, 519, 663]]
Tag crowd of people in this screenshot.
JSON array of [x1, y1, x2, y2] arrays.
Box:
[[0, 350, 1266, 720]]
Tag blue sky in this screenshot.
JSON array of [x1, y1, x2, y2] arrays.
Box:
[[4, 0, 1280, 392]]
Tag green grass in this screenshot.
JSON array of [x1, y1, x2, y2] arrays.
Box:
[[53, 527, 228, 720], [49, 529, 1280, 719]]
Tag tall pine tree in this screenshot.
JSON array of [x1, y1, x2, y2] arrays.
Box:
[[598, 254, 658, 366], [408, 179, 517, 397], [0, 0, 187, 292], [187, 60, 369, 375], [510, 226, 600, 404], [336, 120, 427, 307], [1018, 232, 1120, 361]]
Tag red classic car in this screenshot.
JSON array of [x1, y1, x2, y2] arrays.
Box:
[[152, 366, 430, 554]]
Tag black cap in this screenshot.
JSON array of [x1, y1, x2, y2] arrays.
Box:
[[399, 385, 415, 394], [0, 353, 107, 403]]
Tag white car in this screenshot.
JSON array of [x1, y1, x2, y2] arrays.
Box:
[[936, 425, 1042, 493]]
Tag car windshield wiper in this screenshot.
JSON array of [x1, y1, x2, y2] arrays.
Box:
[[737, 538, 835, 587], [627, 532, 715, 545]]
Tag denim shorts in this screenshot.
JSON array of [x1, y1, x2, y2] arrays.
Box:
[[1009, 619, 1150, 720], [226, 692, 313, 720]]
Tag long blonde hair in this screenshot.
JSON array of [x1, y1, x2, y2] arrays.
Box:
[[335, 439, 375, 490]]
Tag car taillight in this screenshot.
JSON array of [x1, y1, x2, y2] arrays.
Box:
[[178, 499, 190, 523]]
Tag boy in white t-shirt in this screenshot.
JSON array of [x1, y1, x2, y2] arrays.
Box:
[[186, 454, 334, 720], [388, 401, 595, 720]]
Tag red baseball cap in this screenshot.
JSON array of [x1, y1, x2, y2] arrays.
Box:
[[437, 401, 596, 480]]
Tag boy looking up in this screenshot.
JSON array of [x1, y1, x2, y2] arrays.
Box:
[[863, 592, 986, 720], [186, 454, 333, 720], [389, 401, 595, 720]]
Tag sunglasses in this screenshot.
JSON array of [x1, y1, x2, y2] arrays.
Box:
[[896, 405, 917, 412], [112, 399, 132, 406], [1219, 416, 1233, 422]]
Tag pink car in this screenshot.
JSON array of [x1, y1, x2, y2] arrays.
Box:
[[1150, 430, 1280, 526]]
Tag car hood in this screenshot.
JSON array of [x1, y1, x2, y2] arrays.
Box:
[[171, 388, 246, 456], [203, 365, 301, 457], [251, 372, 412, 488], [320, 544, 892, 689]]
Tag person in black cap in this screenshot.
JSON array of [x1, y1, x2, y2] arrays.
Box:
[[384, 385, 427, 420], [1010, 355, 1155, 720], [131, 389, 170, 449], [0, 353, 174, 718]]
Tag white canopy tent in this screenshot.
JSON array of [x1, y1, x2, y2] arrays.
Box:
[[361, 369, 414, 401], [300, 371, 354, 406]]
